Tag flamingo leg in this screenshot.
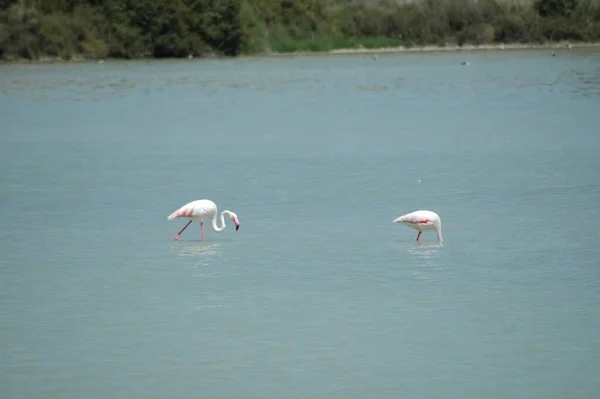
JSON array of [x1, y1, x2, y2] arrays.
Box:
[[416, 231, 422, 241], [175, 220, 193, 241], [201, 222, 204, 242]]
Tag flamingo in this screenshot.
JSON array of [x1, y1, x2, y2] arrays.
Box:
[[167, 199, 240, 242], [393, 210, 443, 242]]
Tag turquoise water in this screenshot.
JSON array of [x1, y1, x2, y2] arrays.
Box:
[[2, 48, 600, 399]]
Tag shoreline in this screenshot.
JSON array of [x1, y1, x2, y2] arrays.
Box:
[[3, 41, 600, 65], [266, 41, 600, 57]]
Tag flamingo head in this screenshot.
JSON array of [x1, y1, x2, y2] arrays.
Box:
[[229, 212, 240, 231]]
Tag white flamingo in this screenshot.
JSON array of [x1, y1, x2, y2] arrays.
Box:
[[393, 210, 443, 242], [167, 199, 240, 242]]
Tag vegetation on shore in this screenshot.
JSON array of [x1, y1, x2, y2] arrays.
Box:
[[1, 0, 599, 61]]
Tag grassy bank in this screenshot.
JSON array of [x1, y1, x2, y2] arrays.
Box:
[[5, 41, 599, 65], [268, 41, 600, 57], [1, 0, 600, 62], [267, 36, 408, 54]]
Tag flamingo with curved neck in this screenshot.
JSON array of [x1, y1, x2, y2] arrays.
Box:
[[393, 210, 443, 242], [167, 199, 240, 242]]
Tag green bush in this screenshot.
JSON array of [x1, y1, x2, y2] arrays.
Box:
[[535, 0, 579, 17]]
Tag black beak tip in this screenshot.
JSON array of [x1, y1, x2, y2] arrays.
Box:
[[236, 225, 240, 231]]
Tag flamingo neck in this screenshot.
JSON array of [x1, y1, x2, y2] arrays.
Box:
[[211, 210, 233, 232], [436, 222, 443, 242]]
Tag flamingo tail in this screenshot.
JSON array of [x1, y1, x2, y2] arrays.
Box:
[[168, 207, 195, 220], [393, 215, 407, 223], [167, 210, 183, 220]]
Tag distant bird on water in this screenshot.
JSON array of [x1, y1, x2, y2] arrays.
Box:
[[167, 199, 240, 242], [393, 210, 443, 242]]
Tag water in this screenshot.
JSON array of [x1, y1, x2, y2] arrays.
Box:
[[1, 48, 600, 399]]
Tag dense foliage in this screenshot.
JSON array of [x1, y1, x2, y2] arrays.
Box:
[[1, 0, 599, 60]]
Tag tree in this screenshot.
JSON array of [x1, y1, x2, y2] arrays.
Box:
[[535, 0, 579, 17]]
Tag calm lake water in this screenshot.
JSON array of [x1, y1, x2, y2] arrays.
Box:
[[2, 48, 600, 399]]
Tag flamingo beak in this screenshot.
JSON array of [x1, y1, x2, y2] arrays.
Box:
[[234, 218, 240, 231]]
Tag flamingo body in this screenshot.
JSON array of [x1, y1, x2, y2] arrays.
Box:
[[167, 199, 240, 241], [168, 199, 217, 222], [393, 210, 443, 242]]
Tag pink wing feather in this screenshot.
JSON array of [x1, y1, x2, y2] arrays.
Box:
[[167, 205, 195, 220]]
